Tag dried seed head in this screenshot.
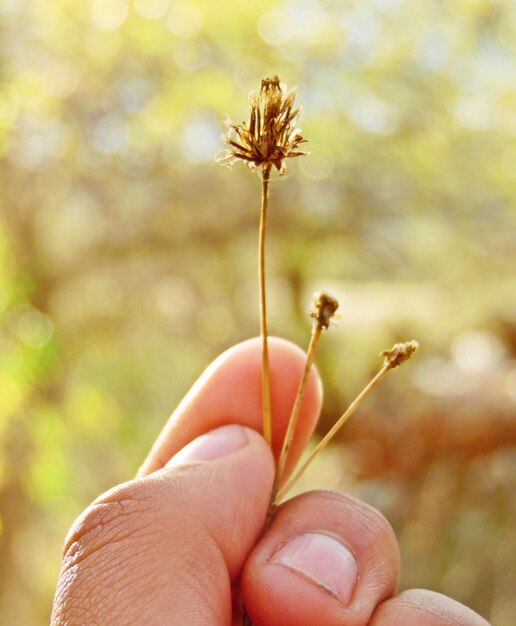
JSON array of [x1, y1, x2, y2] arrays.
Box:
[[217, 75, 307, 175], [310, 292, 339, 330], [381, 340, 419, 369]]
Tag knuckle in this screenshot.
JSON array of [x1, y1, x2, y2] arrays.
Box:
[[356, 497, 397, 545], [53, 480, 163, 625], [62, 479, 157, 568], [299, 489, 397, 543]]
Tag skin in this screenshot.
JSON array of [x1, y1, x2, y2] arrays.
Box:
[[52, 337, 491, 626]]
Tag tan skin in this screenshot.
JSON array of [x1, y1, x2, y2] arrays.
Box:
[[52, 338, 491, 626]]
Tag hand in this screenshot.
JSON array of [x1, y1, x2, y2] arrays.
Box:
[[52, 338, 490, 625]]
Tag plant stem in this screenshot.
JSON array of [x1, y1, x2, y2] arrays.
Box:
[[259, 163, 273, 447], [275, 362, 391, 503], [241, 166, 273, 626], [269, 322, 322, 509], [244, 326, 322, 625]]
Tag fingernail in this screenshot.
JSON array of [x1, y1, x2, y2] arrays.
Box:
[[270, 532, 358, 605], [166, 425, 249, 467]]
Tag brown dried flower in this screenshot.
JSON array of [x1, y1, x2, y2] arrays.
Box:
[[381, 340, 419, 369], [310, 292, 339, 330], [218, 75, 307, 175]]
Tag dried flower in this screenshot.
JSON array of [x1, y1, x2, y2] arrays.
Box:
[[218, 75, 307, 175], [310, 292, 339, 330], [277, 338, 421, 503], [381, 340, 419, 369]]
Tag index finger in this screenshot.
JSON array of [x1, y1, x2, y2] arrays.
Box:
[[137, 337, 323, 482]]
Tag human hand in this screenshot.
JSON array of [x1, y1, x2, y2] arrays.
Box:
[[52, 338, 490, 625]]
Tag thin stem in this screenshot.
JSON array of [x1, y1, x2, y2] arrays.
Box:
[[275, 363, 391, 503], [259, 163, 273, 447], [270, 323, 322, 505]]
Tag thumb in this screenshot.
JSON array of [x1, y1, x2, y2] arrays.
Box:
[[52, 425, 274, 626]]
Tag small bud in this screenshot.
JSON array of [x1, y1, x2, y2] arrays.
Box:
[[310, 292, 339, 330], [381, 340, 419, 369]]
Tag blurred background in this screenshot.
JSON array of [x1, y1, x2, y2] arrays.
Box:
[[0, 0, 515, 623]]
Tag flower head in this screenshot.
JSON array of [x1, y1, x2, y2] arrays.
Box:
[[381, 340, 419, 369], [310, 292, 339, 330], [218, 75, 307, 175]]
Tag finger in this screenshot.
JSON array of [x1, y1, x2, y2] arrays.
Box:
[[138, 336, 323, 480], [242, 491, 400, 626], [368, 589, 491, 625], [53, 426, 274, 626]]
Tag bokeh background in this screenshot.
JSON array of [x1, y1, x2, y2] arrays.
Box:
[[1, 0, 515, 624]]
